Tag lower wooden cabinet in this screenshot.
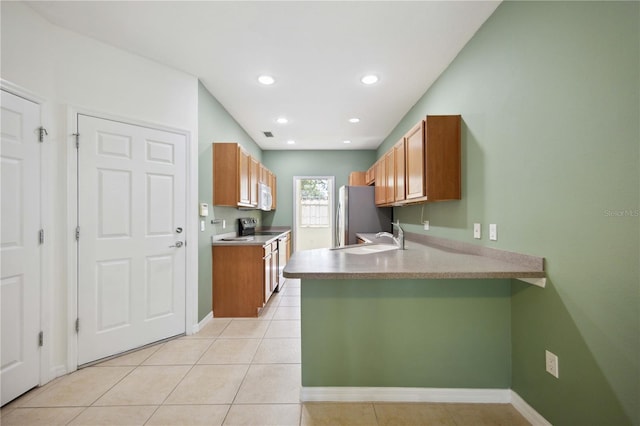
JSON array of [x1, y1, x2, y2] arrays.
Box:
[[213, 242, 276, 318]]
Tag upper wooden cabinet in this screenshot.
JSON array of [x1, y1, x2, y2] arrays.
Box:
[[250, 156, 260, 206], [213, 143, 253, 208], [423, 115, 461, 202], [405, 121, 425, 200], [348, 171, 367, 186], [269, 172, 277, 210], [374, 157, 386, 206], [375, 115, 461, 206], [394, 138, 406, 203], [385, 150, 395, 204], [365, 166, 375, 185], [213, 142, 277, 209]]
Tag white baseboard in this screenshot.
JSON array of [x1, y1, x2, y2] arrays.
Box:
[[301, 387, 551, 425], [192, 311, 213, 334], [300, 387, 511, 403], [46, 365, 67, 384], [511, 391, 552, 426]]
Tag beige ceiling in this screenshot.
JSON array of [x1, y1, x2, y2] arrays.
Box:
[[26, 1, 500, 150]]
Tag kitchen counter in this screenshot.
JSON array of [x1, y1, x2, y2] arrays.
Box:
[[284, 232, 545, 286], [211, 228, 291, 246]]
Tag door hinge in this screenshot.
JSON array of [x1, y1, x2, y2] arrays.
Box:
[[38, 331, 44, 347], [39, 229, 45, 244], [73, 133, 79, 149], [38, 127, 48, 143], [75, 318, 80, 333], [75, 226, 80, 241]]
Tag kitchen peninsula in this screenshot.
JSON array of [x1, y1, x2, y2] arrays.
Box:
[[283, 233, 545, 401]]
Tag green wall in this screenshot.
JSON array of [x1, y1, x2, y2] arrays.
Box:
[[377, 2, 639, 424], [301, 279, 511, 388], [198, 81, 263, 321], [261, 150, 376, 227]]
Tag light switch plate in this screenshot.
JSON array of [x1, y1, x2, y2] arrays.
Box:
[[423, 221, 429, 230], [473, 223, 481, 239], [489, 224, 497, 241]]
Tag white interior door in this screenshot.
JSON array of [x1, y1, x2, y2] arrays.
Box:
[[77, 114, 186, 365], [1, 90, 41, 405]]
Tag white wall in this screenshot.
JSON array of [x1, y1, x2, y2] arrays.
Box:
[[1, 2, 199, 380]]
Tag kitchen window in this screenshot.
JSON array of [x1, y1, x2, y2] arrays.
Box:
[[299, 178, 330, 227]]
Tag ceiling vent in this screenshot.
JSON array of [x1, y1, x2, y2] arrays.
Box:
[[263, 131, 274, 138]]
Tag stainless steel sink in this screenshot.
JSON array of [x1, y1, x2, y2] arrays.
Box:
[[331, 244, 399, 255]]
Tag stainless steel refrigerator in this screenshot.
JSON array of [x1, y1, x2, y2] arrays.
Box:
[[336, 185, 393, 247]]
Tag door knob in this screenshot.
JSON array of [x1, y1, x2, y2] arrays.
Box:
[[170, 241, 184, 248]]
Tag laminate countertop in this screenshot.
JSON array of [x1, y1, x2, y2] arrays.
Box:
[[283, 232, 545, 284], [211, 228, 291, 246]]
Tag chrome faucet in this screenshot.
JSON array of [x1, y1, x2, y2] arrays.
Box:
[[376, 220, 405, 250]]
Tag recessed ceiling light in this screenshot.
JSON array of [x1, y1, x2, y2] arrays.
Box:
[[360, 74, 379, 85], [348, 118, 360, 123], [276, 117, 288, 124], [287, 140, 295, 145], [258, 75, 275, 85], [343, 140, 352, 144]]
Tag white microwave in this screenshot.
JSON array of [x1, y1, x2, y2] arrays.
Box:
[[258, 182, 273, 211]]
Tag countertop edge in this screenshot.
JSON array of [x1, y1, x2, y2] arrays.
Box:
[[211, 228, 291, 246], [284, 233, 545, 281]]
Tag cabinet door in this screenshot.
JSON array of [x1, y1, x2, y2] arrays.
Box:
[[250, 157, 259, 206], [394, 139, 406, 203], [213, 143, 240, 206], [238, 147, 252, 206], [366, 164, 375, 185], [348, 171, 367, 186], [269, 172, 277, 210], [374, 158, 386, 206], [288, 234, 292, 261], [405, 121, 425, 200], [385, 150, 395, 204], [263, 246, 272, 305], [259, 164, 267, 184], [425, 115, 461, 201]]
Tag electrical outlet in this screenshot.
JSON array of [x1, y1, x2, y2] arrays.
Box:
[[545, 350, 559, 378], [489, 223, 497, 241], [423, 221, 429, 230], [473, 223, 481, 239]]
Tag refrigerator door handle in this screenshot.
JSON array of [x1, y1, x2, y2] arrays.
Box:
[[335, 202, 341, 246]]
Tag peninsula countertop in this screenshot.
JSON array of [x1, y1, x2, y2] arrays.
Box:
[[283, 232, 545, 283]]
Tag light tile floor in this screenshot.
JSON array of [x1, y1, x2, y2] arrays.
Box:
[[1, 279, 530, 425]]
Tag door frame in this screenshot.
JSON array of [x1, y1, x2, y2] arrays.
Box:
[[65, 107, 197, 372], [0, 79, 51, 387], [292, 175, 335, 252]]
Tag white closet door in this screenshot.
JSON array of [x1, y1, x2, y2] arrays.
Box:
[[77, 114, 186, 365], [1, 90, 41, 405]]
